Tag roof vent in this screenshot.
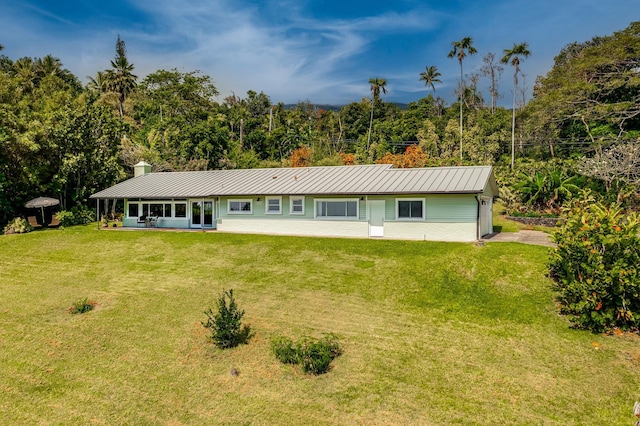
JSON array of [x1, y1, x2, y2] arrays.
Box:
[[134, 161, 152, 177]]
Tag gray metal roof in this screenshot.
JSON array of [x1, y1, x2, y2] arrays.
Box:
[[90, 164, 497, 199]]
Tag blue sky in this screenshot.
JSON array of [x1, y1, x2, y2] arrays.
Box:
[[0, 0, 636, 106]]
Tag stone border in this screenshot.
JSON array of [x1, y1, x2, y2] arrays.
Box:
[[505, 216, 562, 227]]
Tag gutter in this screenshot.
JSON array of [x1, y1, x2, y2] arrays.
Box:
[[475, 194, 481, 241]]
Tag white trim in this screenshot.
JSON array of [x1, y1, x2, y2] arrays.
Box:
[[228, 199, 253, 215], [265, 196, 282, 215], [395, 198, 426, 221], [290, 196, 305, 215], [314, 198, 359, 220]]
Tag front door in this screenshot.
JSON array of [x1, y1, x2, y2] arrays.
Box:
[[191, 200, 214, 228], [368, 200, 385, 237]]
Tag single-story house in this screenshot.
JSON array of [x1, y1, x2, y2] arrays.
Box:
[[90, 161, 498, 242]]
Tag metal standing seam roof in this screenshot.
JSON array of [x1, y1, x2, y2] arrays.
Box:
[[90, 164, 497, 199]]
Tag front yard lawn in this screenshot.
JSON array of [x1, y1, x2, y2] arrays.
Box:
[[0, 226, 638, 424]]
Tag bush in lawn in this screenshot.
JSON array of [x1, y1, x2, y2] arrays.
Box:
[[549, 195, 640, 332], [69, 298, 95, 314], [202, 289, 253, 349], [271, 336, 298, 364], [272, 333, 342, 375], [3, 217, 33, 234]]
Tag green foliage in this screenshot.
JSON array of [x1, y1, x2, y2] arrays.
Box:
[[271, 333, 342, 375], [202, 289, 253, 349], [69, 298, 95, 314], [549, 195, 640, 332], [527, 21, 640, 155], [56, 205, 95, 227], [271, 336, 298, 364], [2, 217, 33, 234]]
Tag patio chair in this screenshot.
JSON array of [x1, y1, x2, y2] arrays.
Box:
[[137, 215, 147, 227], [27, 216, 42, 229], [48, 216, 61, 228]]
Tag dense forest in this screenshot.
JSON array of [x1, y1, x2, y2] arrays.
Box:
[[1, 21, 639, 228]]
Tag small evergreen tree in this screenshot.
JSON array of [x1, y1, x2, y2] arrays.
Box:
[[202, 289, 253, 349]]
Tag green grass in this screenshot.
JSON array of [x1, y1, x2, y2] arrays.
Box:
[[1, 225, 639, 424]]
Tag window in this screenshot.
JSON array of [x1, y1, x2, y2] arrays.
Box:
[[175, 203, 187, 218], [150, 203, 165, 217], [315, 199, 358, 219], [396, 199, 424, 220], [228, 199, 252, 214], [128, 203, 139, 218], [290, 196, 305, 215], [265, 197, 281, 214]]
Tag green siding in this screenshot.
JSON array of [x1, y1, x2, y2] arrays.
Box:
[[426, 195, 476, 222], [372, 194, 477, 223]]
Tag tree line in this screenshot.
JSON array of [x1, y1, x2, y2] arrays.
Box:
[[1, 21, 639, 227]]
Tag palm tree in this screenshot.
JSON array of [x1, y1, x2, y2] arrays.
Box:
[[367, 77, 387, 150], [105, 35, 137, 117], [87, 71, 109, 93], [13, 57, 36, 94], [35, 54, 63, 78], [419, 65, 442, 93], [501, 42, 530, 169], [448, 37, 477, 160]]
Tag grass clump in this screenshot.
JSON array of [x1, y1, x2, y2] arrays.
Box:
[[272, 333, 342, 375], [69, 298, 95, 314], [202, 289, 253, 349]]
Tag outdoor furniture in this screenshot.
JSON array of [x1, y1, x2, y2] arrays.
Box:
[[147, 216, 158, 228], [48, 216, 60, 228], [27, 216, 42, 229], [25, 196, 60, 226], [137, 215, 147, 227]]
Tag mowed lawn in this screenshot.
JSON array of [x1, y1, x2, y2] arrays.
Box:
[[1, 226, 639, 425]]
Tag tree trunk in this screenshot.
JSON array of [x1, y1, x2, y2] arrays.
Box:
[[459, 62, 463, 160], [367, 99, 374, 150]]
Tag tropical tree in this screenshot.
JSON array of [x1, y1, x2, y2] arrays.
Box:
[[87, 71, 109, 93], [480, 53, 504, 114], [501, 42, 530, 168], [367, 77, 387, 149], [448, 37, 477, 159], [105, 35, 137, 117], [419, 65, 442, 93]]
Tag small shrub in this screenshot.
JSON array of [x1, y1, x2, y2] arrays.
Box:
[[70, 298, 95, 315], [57, 205, 95, 227], [271, 336, 298, 364], [202, 289, 253, 349], [549, 195, 640, 332], [3, 217, 33, 234], [271, 333, 342, 375]]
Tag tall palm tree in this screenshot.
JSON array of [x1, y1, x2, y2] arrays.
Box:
[[419, 65, 442, 93], [105, 35, 137, 117], [501, 42, 530, 169], [448, 36, 477, 160], [367, 77, 387, 149]]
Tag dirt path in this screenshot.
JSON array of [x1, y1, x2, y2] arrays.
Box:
[[483, 230, 555, 247]]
